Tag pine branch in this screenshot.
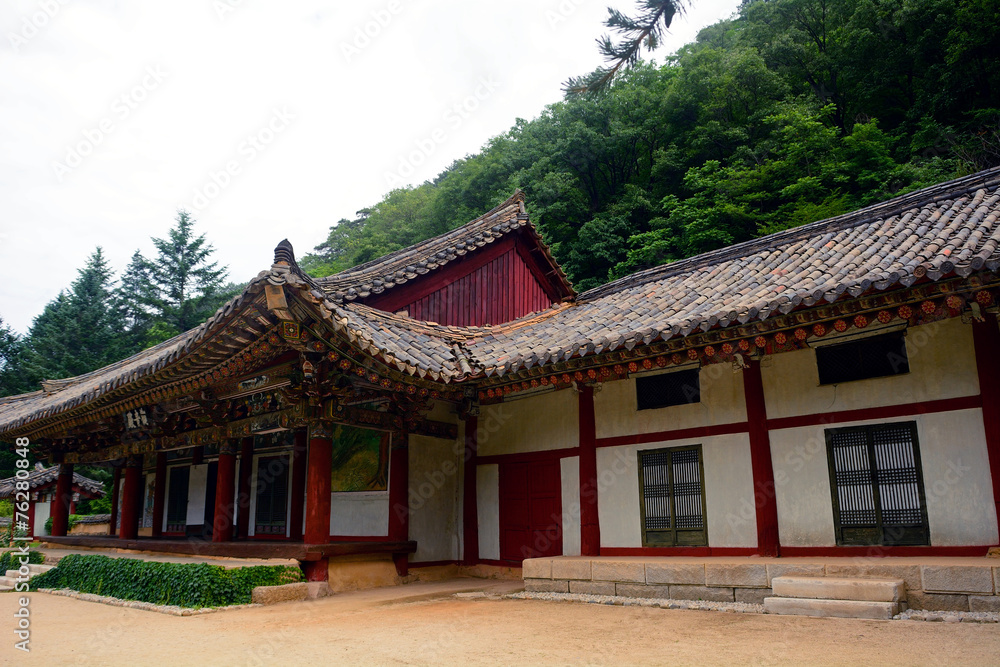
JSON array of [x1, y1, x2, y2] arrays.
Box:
[[565, 0, 687, 95]]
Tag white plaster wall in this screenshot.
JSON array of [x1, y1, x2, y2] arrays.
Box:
[[408, 434, 462, 562], [33, 501, 50, 537], [476, 390, 578, 457], [186, 464, 208, 526], [762, 318, 980, 420], [560, 456, 581, 556], [476, 464, 500, 560], [330, 492, 389, 536], [596, 434, 757, 548], [595, 365, 748, 439], [769, 409, 999, 547]]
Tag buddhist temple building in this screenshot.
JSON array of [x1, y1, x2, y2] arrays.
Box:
[[0, 463, 103, 538], [1, 167, 999, 594]]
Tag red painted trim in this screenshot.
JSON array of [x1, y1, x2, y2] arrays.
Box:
[[462, 415, 479, 565], [744, 360, 780, 557], [50, 464, 73, 537], [578, 385, 600, 557], [388, 430, 409, 572], [972, 316, 1000, 545], [476, 447, 580, 466], [119, 464, 142, 540], [304, 434, 332, 544], [328, 535, 392, 541], [369, 237, 517, 313], [161, 531, 187, 538], [766, 395, 982, 431], [600, 547, 758, 557], [512, 234, 565, 304], [212, 449, 237, 542], [781, 545, 993, 557], [596, 422, 750, 449], [26, 500, 36, 538]]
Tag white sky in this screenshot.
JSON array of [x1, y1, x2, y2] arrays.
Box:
[[0, 0, 741, 334]]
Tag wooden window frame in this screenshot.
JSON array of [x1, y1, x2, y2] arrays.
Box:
[[165, 466, 189, 534], [636, 368, 701, 411], [637, 444, 708, 547], [815, 331, 910, 385], [825, 422, 930, 547]]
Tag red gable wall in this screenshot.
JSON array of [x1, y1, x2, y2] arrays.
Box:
[[364, 234, 561, 326]]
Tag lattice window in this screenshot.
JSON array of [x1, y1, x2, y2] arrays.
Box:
[[636, 369, 700, 411], [826, 422, 929, 546], [638, 445, 707, 547], [165, 466, 189, 533], [254, 455, 289, 536], [816, 332, 909, 385]]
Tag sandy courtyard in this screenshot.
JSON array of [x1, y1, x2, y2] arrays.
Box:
[[2, 579, 999, 666]]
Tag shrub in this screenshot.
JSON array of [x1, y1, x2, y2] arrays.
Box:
[[29, 554, 304, 608], [0, 549, 44, 572], [43, 514, 82, 535]]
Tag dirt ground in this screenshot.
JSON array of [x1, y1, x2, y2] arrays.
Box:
[[3, 579, 999, 666]]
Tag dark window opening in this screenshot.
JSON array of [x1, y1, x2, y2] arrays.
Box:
[[636, 369, 700, 410], [816, 332, 909, 385], [638, 445, 707, 547], [826, 422, 929, 546], [165, 467, 189, 533], [254, 455, 289, 536]]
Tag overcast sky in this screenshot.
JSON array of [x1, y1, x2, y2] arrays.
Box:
[[0, 0, 741, 333]]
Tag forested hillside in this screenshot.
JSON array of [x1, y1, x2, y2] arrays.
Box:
[[302, 0, 1000, 292]]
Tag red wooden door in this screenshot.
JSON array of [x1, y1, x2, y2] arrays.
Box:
[[499, 460, 563, 562]]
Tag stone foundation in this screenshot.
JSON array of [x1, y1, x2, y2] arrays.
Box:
[[523, 557, 1000, 612]]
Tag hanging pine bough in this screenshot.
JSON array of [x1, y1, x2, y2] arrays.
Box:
[[564, 0, 687, 94]]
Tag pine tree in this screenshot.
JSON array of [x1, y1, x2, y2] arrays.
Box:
[[146, 210, 229, 342], [564, 1, 687, 94], [115, 250, 157, 353], [0, 316, 26, 397]]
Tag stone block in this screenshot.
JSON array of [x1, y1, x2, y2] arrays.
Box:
[[592, 560, 645, 583], [921, 565, 994, 594], [735, 588, 772, 605], [705, 563, 768, 588], [670, 585, 735, 602], [525, 579, 569, 593], [521, 558, 552, 580], [764, 597, 899, 620], [569, 580, 616, 596], [645, 562, 705, 586], [552, 559, 592, 581], [905, 591, 970, 612], [994, 567, 999, 594], [771, 576, 904, 602], [766, 563, 825, 585], [970, 596, 1000, 612], [251, 582, 309, 605], [305, 582, 332, 599], [824, 564, 922, 592], [616, 584, 671, 599]]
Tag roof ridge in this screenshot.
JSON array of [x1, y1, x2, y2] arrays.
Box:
[[579, 166, 1000, 302]]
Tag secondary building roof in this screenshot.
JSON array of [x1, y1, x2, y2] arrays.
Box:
[[0, 465, 104, 498]]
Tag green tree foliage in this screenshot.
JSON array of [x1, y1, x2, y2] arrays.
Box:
[[302, 0, 995, 292]]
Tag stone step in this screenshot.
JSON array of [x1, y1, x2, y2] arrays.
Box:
[[0, 576, 20, 588], [28, 564, 54, 574], [4, 570, 19, 579], [771, 576, 905, 602], [765, 597, 900, 620]]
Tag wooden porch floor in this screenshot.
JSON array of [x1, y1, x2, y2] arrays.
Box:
[[39, 535, 417, 561]]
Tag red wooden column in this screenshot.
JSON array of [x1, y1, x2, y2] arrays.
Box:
[[151, 452, 167, 538], [289, 430, 308, 541], [578, 385, 601, 556], [972, 314, 1000, 539], [26, 501, 36, 539], [108, 465, 121, 536], [304, 425, 332, 545], [236, 437, 253, 539], [118, 458, 142, 540], [743, 359, 780, 557], [462, 415, 479, 565], [388, 429, 410, 576], [212, 441, 238, 542], [50, 463, 73, 537]]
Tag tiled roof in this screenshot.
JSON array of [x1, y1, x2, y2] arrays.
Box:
[[1, 168, 1000, 435], [0, 465, 104, 498], [317, 191, 573, 302]]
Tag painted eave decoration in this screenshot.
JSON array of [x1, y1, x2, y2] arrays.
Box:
[[3, 167, 1000, 436]]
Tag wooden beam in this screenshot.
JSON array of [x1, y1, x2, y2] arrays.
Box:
[[972, 314, 1000, 542], [50, 464, 73, 537], [743, 360, 780, 557], [462, 415, 479, 565], [578, 385, 600, 556]]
